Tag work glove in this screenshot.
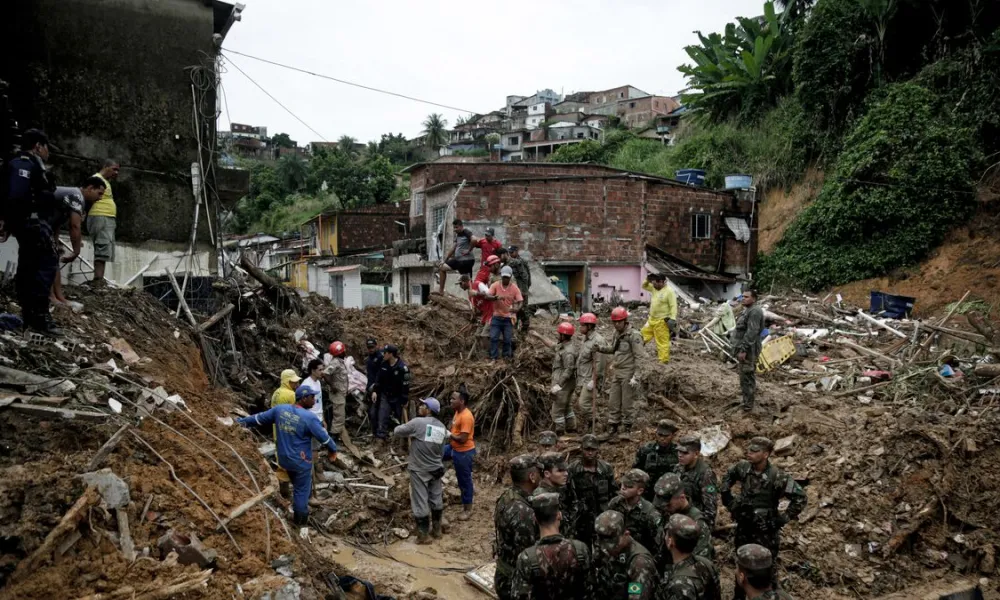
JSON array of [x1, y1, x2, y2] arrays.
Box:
[[328, 451, 338, 463], [628, 376, 639, 388], [667, 319, 677, 333], [550, 384, 563, 394], [586, 380, 594, 391]]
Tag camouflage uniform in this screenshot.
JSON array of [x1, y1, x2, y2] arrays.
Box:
[[494, 455, 541, 600], [674, 436, 720, 527], [731, 303, 764, 409], [721, 438, 806, 562], [593, 324, 644, 430], [656, 515, 721, 600], [633, 420, 680, 501], [551, 339, 579, 432], [651, 474, 714, 572], [589, 510, 659, 600], [507, 252, 531, 331], [608, 469, 661, 554], [568, 434, 617, 547], [576, 329, 607, 428], [736, 544, 795, 600], [511, 493, 591, 600]]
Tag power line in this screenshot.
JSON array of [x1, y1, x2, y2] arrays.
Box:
[[225, 55, 329, 142], [222, 48, 479, 115]]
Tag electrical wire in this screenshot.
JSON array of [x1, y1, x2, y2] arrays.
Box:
[[225, 55, 329, 142], [221, 47, 480, 114]]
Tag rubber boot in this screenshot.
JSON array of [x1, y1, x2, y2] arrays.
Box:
[[457, 504, 472, 521], [279, 481, 291, 499], [416, 516, 432, 544], [430, 509, 443, 539], [565, 417, 578, 433], [293, 511, 309, 526]]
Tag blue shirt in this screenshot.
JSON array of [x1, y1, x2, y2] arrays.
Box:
[[238, 404, 337, 472], [365, 351, 384, 390]]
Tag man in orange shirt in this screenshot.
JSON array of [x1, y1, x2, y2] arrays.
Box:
[[443, 385, 476, 520], [486, 265, 523, 360]]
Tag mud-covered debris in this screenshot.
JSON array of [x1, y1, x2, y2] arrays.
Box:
[[156, 529, 217, 568], [79, 468, 129, 509], [774, 435, 797, 457]]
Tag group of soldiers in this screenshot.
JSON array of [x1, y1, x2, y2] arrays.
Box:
[[493, 423, 806, 599]]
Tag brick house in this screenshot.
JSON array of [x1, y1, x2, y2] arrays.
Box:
[[396, 162, 752, 309]]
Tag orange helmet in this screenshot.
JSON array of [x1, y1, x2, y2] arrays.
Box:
[[610, 307, 629, 321], [579, 313, 598, 325], [485, 255, 501, 266], [557, 322, 576, 336], [329, 341, 346, 356]]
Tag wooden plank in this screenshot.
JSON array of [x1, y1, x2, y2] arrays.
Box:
[[216, 484, 276, 531], [87, 424, 132, 471], [197, 303, 234, 332]]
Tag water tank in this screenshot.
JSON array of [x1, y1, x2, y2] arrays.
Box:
[[675, 169, 706, 186], [725, 174, 753, 190]]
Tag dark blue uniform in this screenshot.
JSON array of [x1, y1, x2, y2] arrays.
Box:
[[3, 152, 58, 331], [371, 358, 410, 439], [365, 350, 384, 392]]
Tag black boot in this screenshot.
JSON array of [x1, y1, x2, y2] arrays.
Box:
[[279, 481, 291, 499], [416, 516, 432, 544], [430, 509, 443, 539], [293, 511, 309, 526]]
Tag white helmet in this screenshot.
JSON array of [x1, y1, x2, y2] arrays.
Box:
[[500, 266, 514, 277]]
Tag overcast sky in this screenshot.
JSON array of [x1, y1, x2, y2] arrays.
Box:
[[220, 0, 762, 145]]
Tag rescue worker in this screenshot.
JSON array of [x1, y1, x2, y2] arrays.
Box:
[[475, 226, 503, 261], [459, 274, 492, 353], [537, 430, 559, 450], [735, 544, 794, 600], [732, 289, 764, 411], [507, 245, 531, 331], [640, 272, 677, 364], [1, 129, 60, 335], [593, 307, 644, 437], [475, 252, 503, 288], [607, 469, 660, 555], [301, 359, 327, 428], [674, 435, 720, 527], [549, 321, 578, 434], [633, 419, 680, 501], [656, 515, 722, 600], [590, 510, 658, 600], [494, 455, 542, 600], [392, 397, 447, 544], [237, 385, 337, 526], [364, 337, 383, 394], [511, 492, 591, 600], [534, 451, 580, 539], [721, 436, 806, 599], [485, 265, 522, 360], [576, 312, 606, 432], [270, 368, 301, 497], [370, 344, 410, 448], [437, 218, 476, 295], [651, 473, 714, 572], [323, 341, 349, 441], [568, 433, 616, 548]]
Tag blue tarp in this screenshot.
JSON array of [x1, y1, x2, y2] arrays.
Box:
[[870, 291, 917, 319]]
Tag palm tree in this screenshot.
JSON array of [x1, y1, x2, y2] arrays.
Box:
[[422, 113, 449, 148], [775, 0, 815, 22], [337, 135, 358, 155]]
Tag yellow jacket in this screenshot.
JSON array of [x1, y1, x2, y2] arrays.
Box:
[[89, 173, 116, 218], [642, 280, 677, 321]]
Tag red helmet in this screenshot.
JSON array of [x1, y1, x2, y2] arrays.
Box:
[[579, 313, 598, 325], [485, 255, 501, 266], [329, 341, 346, 356], [610, 307, 629, 321], [557, 322, 576, 336]]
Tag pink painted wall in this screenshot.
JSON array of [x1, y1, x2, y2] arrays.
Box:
[[590, 265, 646, 303]]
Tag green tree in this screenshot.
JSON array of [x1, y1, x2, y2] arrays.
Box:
[[271, 132, 295, 148], [422, 113, 449, 148], [275, 155, 308, 193], [337, 135, 358, 155]]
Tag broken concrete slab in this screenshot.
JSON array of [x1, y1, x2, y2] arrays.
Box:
[[774, 435, 798, 457], [0, 366, 77, 395], [5, 403, 108, 421], [108, 338, 141, 365], [157, 529, 217, 568], [80, 469, 131, 509]]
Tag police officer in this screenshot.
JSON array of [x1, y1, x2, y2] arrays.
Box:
[[651, 473, 713, 572], [534, 451, 579, 539], [735, 544, 794, 600], [369, 344, 410, 447], [589, 510, 658, 600], [721, 437, 806, 599], [732, 290, 764, 411], [633, 419, 681, 500], [674, 435, 720, 527], [511, 492, 590, 600], [1, 129, 61, 335], [364, 337, 384, 392], [494, 454, 541, 600], [568, 434, 616, 547], [549, 321, 578, 434], [656, 514, 722, 600], [607, 468, 660, 555]]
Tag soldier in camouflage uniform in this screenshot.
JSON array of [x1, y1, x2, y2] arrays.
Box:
[[721, 437, 806, 600], [731, 290, 764, 411], [589, 510, 659, 600], [507, 246, 532, 332], [575, 313, 607, 431], [735, 544, 795, 600], [592, 306, 644, 437], [511, 492, 591, 600], [651, 473, 714, 572], [534, 451, 580, 539], [537, 430, 559, 450], [607, 469, 660, 555], [633, 419, 681, 501], [674, 435, 720, 527], [656, 514, 722, 600], [569, 434, 617, 547], [494, 454, 542, 600]]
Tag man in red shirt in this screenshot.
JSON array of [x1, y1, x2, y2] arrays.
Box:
[[476, 226, 503, 260], [460, 272, 493, 354], [486, 266, 523, 360]]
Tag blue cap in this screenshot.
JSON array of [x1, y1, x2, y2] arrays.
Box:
[[420, 397, 441, 414], [295, 384, 317, 401]]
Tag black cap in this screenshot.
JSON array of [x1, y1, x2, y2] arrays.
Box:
[[366, 338, 377, 347], [508, 245, 519, 253], [383, 344, 399, 355], [21, 128, 50, 150]]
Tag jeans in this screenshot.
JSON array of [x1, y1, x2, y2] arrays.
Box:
[[489, 316, 514, 359], [286, 466, 312, 521], [443, 445, 476, 504]]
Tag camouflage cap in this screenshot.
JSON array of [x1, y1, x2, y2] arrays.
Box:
[[580, 433, 600, 450], [531, 492, 561, 511], [594, 510, 626, 539], [747, 436, 775, 452], [621, 468, 650, 488], [653, 473, 684, 499], [667, 514, 700, 542], [656, 419, 679, 435], [677, 435, 702, 452], [509, 454, 541, 473], [736, 544, 774, 571], [538, 430, 558, 447], [538, 451, 568, 472]]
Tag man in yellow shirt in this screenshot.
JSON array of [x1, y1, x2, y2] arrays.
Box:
[[640, 272, 677, 364], [87, 159, 119, 284]]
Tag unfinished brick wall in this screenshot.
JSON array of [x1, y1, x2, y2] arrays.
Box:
[[337, 203, 409, 254]]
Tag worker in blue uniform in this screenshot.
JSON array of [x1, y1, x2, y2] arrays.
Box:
[[237, 385, 338, 525], [369, 344, 411, 447]]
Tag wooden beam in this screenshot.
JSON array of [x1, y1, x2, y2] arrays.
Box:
[[10, 486, 101, 583], [215, 484, 277, 531], [197, 303, 234, 332], [87, 424, 132, 471]]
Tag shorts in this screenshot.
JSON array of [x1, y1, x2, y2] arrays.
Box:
[[86, 215, 116, 262], [445, 257, 474, 276]]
